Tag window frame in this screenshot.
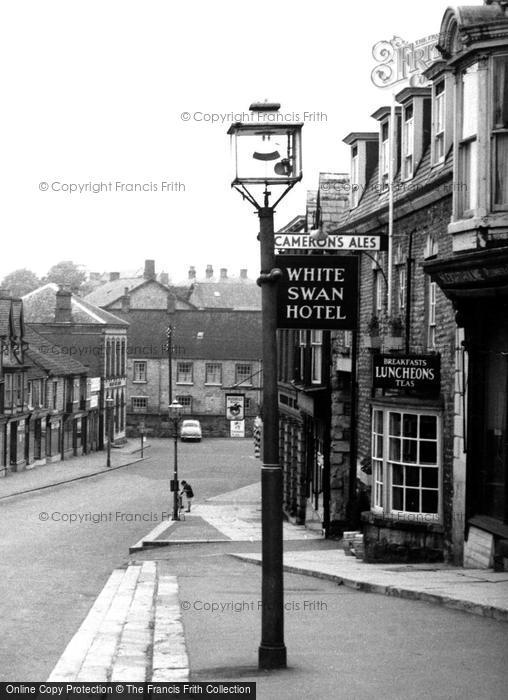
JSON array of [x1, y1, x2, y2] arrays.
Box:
[[176, 361, 194, 385], [205, 362, 222, 386], [402, 103, 414, 180], [131, 396, 148, 411], [433, 79, 446, 165], [371, 406, 442, 520], [132, 360, 147, 384], [235, 363, 253, 387], [176, 395, 193, 414], [427, 279, 437, 350], [491, 53, 508, 211], [457, 62, 479, 218], [380, 121, 390, 191], [310, 330, 323, 385]]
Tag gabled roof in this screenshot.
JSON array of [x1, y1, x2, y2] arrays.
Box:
[[24, 327, 89, 377], [22, 284, 128, 327], [84, 276, 184, 308], [187, 281, 261, 311], [112, 309, 262, 360]]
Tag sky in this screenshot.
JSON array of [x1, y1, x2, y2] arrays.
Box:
[[0, 0, 461, 284]]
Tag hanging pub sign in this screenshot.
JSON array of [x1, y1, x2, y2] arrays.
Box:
[[373, 354, 441, 392], [276, 255, 359, 329], [225, 393, 245, 421]]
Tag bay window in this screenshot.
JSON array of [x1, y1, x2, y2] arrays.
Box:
[[493, 54, 508, 209], [371, 408, 441, 518]]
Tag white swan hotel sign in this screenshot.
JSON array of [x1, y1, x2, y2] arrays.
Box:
[[276, 255, 358, 329]]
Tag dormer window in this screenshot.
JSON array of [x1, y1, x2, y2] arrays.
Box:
[[493, 54, 508, 209], [351, 145, 359, 207], [380, 121, 390, 191], [434, 81, 445, 163], [458, 63, 479, 217], [402, 104, 414, 180]]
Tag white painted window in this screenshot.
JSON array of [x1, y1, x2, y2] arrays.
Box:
[[402, 104, 414, 179], [133, 361, 147, 383], [177, 362, 193, 384], [458, 63, 479, 216], [235, 363, 252, 386], [205, 363, 222, 385], [176, 395, 192, 414], [380, 121, 390, 191], [371, 408, 441, 518], [433, 80, 445, 163], [397, 265, 406, 313]]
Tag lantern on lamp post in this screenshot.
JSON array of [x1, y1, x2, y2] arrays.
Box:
[[227, 103, 303, 670]]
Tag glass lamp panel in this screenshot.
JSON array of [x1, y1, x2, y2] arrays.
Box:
[[234, 128, 301, 183]]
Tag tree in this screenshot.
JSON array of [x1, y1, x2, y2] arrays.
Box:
[[44, 261, 87, 294], [1, 268, 40, 297]]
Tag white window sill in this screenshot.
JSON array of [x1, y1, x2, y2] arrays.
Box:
[[132, 380, 147, 384]]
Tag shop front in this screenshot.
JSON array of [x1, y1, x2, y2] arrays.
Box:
[[427, 249, 508, 569]]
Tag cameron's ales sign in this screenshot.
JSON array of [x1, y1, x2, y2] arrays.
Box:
[[373, 354, 440, 392], [277, 255, 358, 329]]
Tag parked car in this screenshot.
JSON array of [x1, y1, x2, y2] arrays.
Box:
[[180, 419, 202, 442]]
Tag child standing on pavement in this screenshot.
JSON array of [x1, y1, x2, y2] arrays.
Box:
[[180, 480, 194, 513]]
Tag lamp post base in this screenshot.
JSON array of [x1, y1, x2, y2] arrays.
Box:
[[258, 643, 287, 670]]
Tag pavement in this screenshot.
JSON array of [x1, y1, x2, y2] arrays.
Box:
[[45, 479, 508, 684], [0, 439, 148, 501]]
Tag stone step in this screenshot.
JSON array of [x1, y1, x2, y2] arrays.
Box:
[[48, 562, 189, 682]]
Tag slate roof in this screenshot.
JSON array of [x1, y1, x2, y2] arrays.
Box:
[[24, 327, 89, 378], [334, 142, 453, 233], [113, 309, 262, 360], [187, 281, 261, 311], [22, 284, 128, 327]]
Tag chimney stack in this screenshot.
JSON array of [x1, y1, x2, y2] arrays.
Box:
[[188, 266, 196, 280], [144, 259, 156, 281], [159, 271, 169, 286], [167, 294, 176, 313], [205, 265, 214, 279], [109, 272, 120, 282], [220, 268, 228, 280], [55, 286, 72, 323], [240, 269, 248, 280], [121, 287, 130, 313]]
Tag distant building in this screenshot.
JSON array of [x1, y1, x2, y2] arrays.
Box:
[[0, 291, 96, 474], [84, 261, 262, 436], [22, 284, 128, 447]]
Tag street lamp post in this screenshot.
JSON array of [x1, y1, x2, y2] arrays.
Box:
[[106, 396, 114, 467], [227, 103, 303, 670], [169, 400, 183, 521]]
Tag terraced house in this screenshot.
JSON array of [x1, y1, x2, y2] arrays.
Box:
[[330, 0, 508, 568]]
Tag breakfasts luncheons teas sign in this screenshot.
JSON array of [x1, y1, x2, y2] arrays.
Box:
[[276, 255, 358, 329], [373, 354, 440, 392]]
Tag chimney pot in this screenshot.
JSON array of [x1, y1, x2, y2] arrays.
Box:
[[220, 268, 227, 280], [188, 266, 196, 280], [205, 265, 213, 279], [240, 269, 248, 279], [159, 272, 169, 286], [144, 259, 156, 281]]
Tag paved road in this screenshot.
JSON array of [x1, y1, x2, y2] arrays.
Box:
[[136, 541, 508, 700], [0, 438, 258, 681]]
